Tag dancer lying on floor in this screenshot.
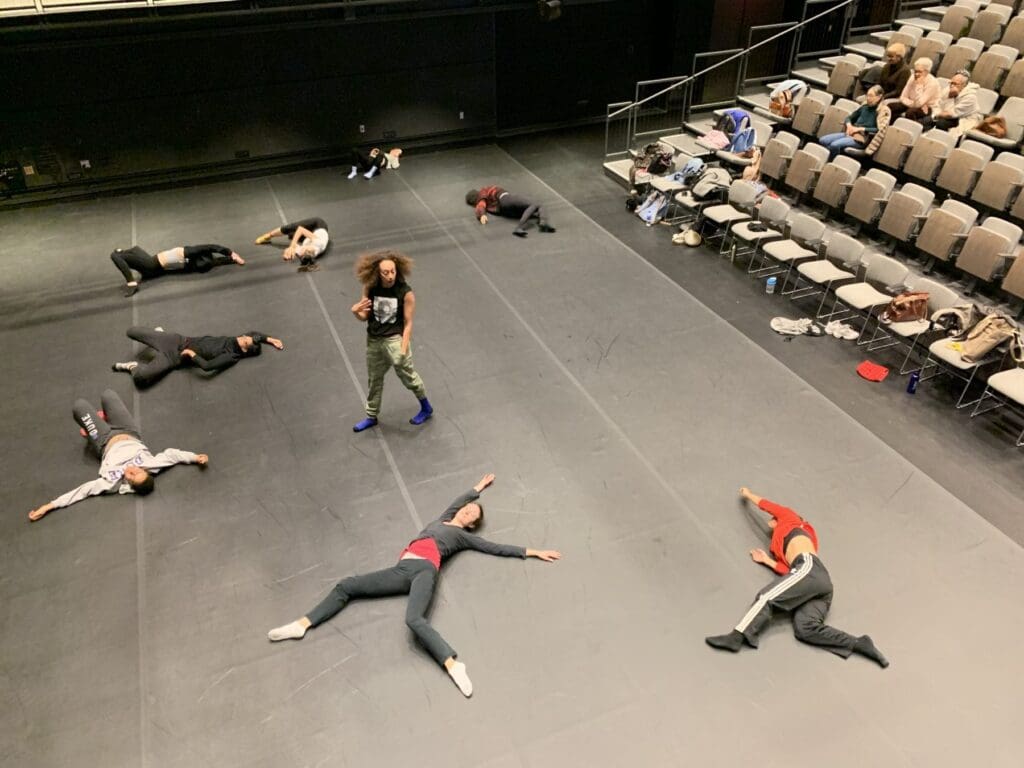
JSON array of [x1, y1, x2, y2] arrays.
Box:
[[347, 146, 402, 179], [112, 326, 283, 387], [254, 217, 329, 271], [465, 186, 556, 237], [705, 486, 889, 668], [267, 473, 561, 697], [110, 244, 244, 297], [28, 389, 207, 521]]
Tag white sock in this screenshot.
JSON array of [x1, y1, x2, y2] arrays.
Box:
[[268, 620, 307, 642], [154, 326, 164, 332], [347, 166, 358, 179], [364, 166, 379, 179], [447, 661, 473, 697]]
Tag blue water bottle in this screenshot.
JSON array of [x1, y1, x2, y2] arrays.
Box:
[[906, 371, 920, 394], [766, 276, 777, 294]]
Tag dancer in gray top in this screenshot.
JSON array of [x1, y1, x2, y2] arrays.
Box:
[[267, 473, 561, 697], [28, 389, 208, 521]]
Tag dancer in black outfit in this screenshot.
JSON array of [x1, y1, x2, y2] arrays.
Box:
[[111, 244, 244, 296], [112, 326, 284, 387], [267, 474, 561, 697]]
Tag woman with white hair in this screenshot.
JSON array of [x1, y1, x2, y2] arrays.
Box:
[[891, 57, 940, 121]]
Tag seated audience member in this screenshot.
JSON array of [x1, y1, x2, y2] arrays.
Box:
[[890, 58, 940, 121], [924, 70, 982, 136], [819, 86, 883, 158], [856, 43, 910, 101]]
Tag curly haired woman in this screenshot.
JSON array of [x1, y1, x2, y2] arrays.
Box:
[[350, 250, 433, 431]]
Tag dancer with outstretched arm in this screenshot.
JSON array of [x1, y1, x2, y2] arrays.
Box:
[[28, 389, 207, 521], [705, 487, 889, 667], [267, 474, 561, 697]]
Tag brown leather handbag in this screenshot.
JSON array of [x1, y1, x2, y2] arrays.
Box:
[[880, 292, 929, 324], [975, 115, 1008, 138]]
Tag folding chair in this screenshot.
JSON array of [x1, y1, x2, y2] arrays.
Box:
[[829, 253, 910, 341], [864, 276, 962, 373]]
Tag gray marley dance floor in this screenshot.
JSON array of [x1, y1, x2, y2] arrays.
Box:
[[1, 145, 1022, 768]]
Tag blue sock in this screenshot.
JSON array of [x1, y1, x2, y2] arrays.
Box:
[[410, 398, 433, 425], [353, 417, 377, 432]]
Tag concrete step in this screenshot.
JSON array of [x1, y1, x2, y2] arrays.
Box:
[[602, 158, 634, 187], [896, 15, 940, 31], [843, 41, 885, 59], [658, 133, 714, 157], [792, 66, 830, 87]]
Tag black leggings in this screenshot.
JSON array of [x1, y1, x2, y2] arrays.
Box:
[[73, 389, 139, 457], [733, 553, 861, 657], [496, 193, 544, 229], [126, 326, 187, 387], [110, 245, 234, 283], [306, 558, 455, 666], [110, 247, 162, 283], [349, 149, 387, 173], [281, 218, 328, 237]]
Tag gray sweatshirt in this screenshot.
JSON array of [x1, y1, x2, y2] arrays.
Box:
[[411, 488, 527, 564], [49, 437, 199, 509]]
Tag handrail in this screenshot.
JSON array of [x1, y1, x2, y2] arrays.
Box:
[[607, 0, 855, 120]]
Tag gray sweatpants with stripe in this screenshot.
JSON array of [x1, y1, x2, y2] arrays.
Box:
[[734, 553, 860, 657]]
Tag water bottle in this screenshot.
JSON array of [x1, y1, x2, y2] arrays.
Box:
[[906, 371, 920, 394], [766, 276, 777, 294]]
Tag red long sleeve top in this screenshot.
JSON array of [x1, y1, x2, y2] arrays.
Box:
[[759, 498, 819, 575], [474, 186, 504, 219]]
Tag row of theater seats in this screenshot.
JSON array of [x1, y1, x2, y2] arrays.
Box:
[[689, 180, 1024, 443], [755, 125, 1024, 303]]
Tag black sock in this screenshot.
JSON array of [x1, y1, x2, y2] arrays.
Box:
[[853, 635, 889, 668], [705, 630, 745, 652]]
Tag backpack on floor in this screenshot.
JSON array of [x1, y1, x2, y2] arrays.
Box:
[[636, 190, 670, 224]]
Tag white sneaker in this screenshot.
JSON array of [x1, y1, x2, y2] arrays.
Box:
[[447, 661, 473, 697]]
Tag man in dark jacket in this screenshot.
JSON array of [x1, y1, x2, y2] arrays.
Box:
[[112, 326, 284, 387], [465, 185, 556, 237]]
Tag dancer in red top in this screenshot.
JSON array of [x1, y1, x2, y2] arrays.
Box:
[[705, 487, 888, 667], [465, 186, 556, 238]]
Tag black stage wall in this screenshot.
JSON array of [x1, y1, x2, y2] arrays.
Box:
[[0, 0, 719, 195]]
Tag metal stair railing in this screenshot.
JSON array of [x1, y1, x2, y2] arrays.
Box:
[[604, 0, 858, 159]]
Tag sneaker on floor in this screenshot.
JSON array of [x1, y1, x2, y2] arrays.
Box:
[[513, 228, 528, 238], [112, 361, 138, 373], [835, 323, 860, 340], [122, 283, 138, 297]]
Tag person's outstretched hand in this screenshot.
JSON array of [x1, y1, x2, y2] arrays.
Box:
[[268, 338, 284, 350], [196, 454, 209, 466], [473, 473, 496, 492], [528, 549, 561, 562], [480, 215, 488, 226], [750, 548, 772, 566]]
